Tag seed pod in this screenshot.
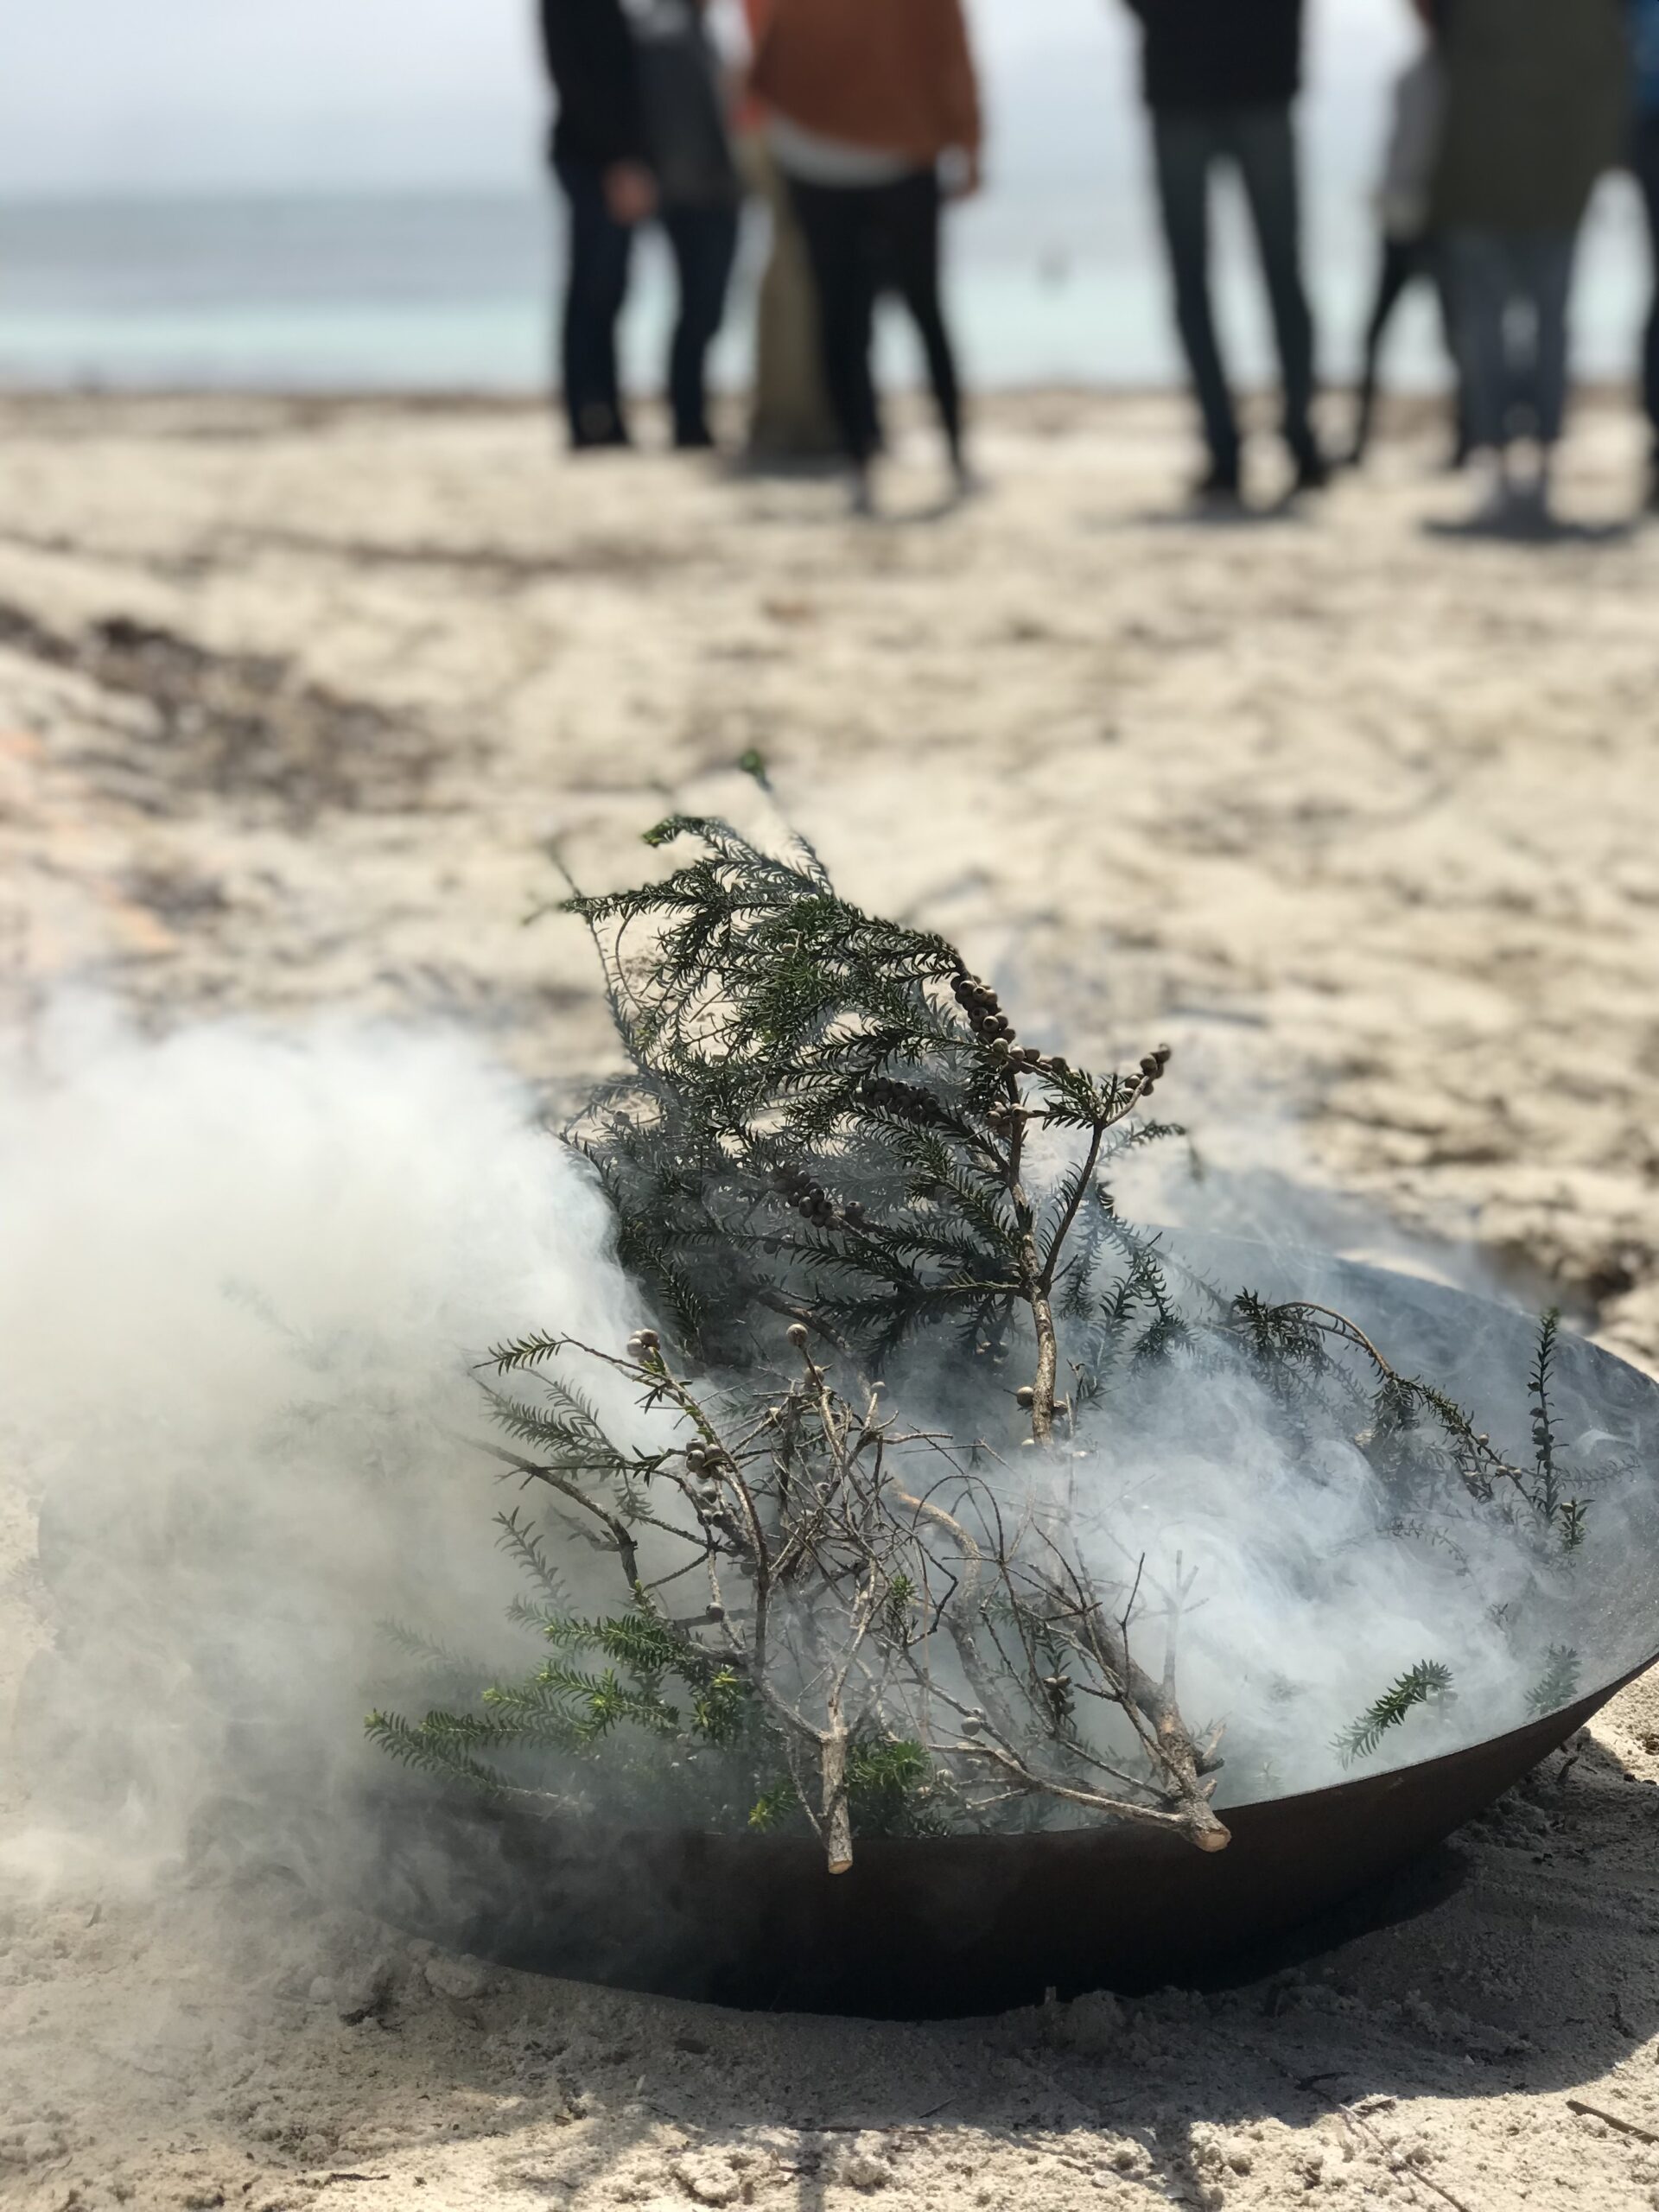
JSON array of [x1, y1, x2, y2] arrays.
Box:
[[705, 1602, 725, 1623], [989, 1039, 1012, 1065], [686, 1442, 708, 1473], [1154, 1043, 1173, 1067], [1140, 1054, 1160, 1077], [786, 1322, 810, 1350], [1048, 1054, 1069, 1075], [960, 1713, 988, 1737], [1015, 1384, 1035, 1409]]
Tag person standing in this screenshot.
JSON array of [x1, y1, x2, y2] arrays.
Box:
[[540, 0, 657, 449], [1348, 0, 1468, 469], [632, 0, 744, 448], [1433, 0, 1629, 528], [1122, 0, 1325, 503], [752, 0, 984, 514], [1632, 0, 1659, 511]]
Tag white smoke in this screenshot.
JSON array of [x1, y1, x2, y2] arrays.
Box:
[[0, 1000, 1643, 1909], [0, 1005, 645, 1873]]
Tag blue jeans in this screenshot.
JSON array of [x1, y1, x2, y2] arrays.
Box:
[[1150, 104, 1319, 471], [1443, 230, 1578, 452], [555, 153, 634, 448]]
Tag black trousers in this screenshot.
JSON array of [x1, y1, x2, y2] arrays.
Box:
[[786, 168, 964, 469], [556, 152, 634, 448], [1351, 232, 1469, 464], [1150, 104, 1318, 470], [555, 156, 739, 450], [1637, 115, 1659, 459], [661, 202, 740, 448]]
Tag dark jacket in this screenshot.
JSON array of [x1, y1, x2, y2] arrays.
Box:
[[1433, 0, 1629, 232], [541, 0, 648, 170], [1633, 0, 1659, 118], [1124, 0, 1304, 114], [633, 0, 741, 207]]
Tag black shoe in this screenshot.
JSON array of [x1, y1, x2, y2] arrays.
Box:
[[1192, 460, 1242, 505], [570, 400, 630, 450], [1647, 457, 1659, 516], [1290, 446, 1330, 494]]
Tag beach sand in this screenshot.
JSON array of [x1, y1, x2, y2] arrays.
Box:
[[5, 388, 1659, 2208]]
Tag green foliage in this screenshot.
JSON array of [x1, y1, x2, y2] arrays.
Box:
[[375, 1619, 488, 1689], [368, 1595, 762, 1818], [562, 816, 1166, 1372], [496, 1510, 575, 1611], [747, 1737, 948, 1840], [365, 1709, 513, 1797], [367, 806, 1623, 1865], [1526, 1645, 1580, 1718], [1334, 1662, 1456, 1767]]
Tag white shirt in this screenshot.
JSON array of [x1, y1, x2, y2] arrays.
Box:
[[766, 113, 912, 188]]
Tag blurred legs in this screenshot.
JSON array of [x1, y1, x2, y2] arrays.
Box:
[[1446, 229, 1577, 454], [1351, 234, 1420, 463], [868, 169, 964, 470], [555, 154, 634, 449], [1230, 105, 1319, 464], [1152, 113, 1240, 480], [1634, 118, 1659, 475], [789, 177, 883, 468], [1524, 234, 1576, 449], [661, 204, 740, 449]]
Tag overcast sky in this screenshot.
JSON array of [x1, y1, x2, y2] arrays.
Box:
[[0, 0, 1408, 197]]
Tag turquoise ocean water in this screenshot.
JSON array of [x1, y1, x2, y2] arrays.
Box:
[[0, 180, 1649, 397]]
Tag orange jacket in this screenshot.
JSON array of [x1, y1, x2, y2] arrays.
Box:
[[736, 0, 775, 135], [751, 0, 982, 163]]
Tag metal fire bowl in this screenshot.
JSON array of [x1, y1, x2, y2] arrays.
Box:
[[372, 1251, 1659, 2018]]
